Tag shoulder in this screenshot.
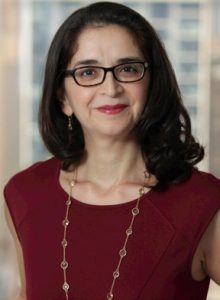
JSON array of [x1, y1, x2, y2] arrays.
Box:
[[201, 208, 220, 284], [150, 168, 220, 240], [186, 168, 220, 194], [181, 168, 220, 212], [3, 157, 60, 231], [167, 168, 220, 205], [162, 168, 220, 200], [180, 168, 220, 214], [178, 168, 220, 206], [4, 156, 60, 200], [154, 168, 220, 209], [5, 157, 60, 190]]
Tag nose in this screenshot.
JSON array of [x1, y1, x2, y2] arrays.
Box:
[[99, 70, 123, 97]]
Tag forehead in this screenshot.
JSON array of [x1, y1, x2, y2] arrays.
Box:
[[69, 24, 144, 66]]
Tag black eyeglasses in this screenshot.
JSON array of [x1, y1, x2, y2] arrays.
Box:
[[62, 61, 149, 87]]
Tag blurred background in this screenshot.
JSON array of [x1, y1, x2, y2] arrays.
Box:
[[0, 0, 219, 299]]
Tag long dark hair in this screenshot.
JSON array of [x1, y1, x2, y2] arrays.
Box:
[[38, 1, 204, 188]]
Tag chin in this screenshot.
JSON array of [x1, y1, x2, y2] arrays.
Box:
[[96, 127, 135, 140]]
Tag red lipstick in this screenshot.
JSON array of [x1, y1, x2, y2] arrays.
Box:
[[97, 104, 128, 115]]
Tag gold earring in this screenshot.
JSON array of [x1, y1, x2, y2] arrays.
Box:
[[68, 116, 73, 131], [144, 170, 150, 187], [144, 170, 150, 179]]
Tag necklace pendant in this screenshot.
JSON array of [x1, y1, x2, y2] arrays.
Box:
[[70, 180, 75, 187], [132, 207, 139, 216], [63, 218, 70, 227], [66, 199, 72, 206], [62, 239, 68, 247], [62, 282, 69, 292], [107, 292, 114, 299], [126, 228, 133, 236], [61, 260, 68, 270], [139, 186, 146, 195], [113, 270, 120, 278], [119, 248, 127, 257]]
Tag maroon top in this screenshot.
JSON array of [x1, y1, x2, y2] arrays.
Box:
[[4, 157, 220, 300]]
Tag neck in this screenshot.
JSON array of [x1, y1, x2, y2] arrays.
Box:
[[77, 136, 146, 188]]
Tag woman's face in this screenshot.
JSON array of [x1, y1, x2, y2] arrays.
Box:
[[62, 24, 150, 140]]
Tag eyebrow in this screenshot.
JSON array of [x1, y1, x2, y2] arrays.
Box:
[[117, 57, 144, 63], [73, 57, 144, 68], [74, 59, 99, 67]]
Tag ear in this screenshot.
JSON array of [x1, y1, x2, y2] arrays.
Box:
[[57, 86, 74, 116], [61, 95, 74, 116]]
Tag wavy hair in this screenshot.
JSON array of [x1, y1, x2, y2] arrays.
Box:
[[38, 1, 204, 188]]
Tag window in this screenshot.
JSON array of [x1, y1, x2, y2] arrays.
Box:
[[180, 62, 198, 73], [180, 84, 198, 96], [151, 3, 169, 18], [180, 3, 199, 11], [180, 40, 199, 51], [180, 19, 199, 30]]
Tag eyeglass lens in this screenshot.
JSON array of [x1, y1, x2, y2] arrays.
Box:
[[74, 62, 145, 86]]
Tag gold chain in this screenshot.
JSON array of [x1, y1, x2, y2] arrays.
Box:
[[61, 170, 148, 299]]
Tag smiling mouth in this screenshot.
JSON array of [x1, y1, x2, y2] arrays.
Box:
[[96, 104, 128, 115]]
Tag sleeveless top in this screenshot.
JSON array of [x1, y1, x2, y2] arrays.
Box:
[[4, 157, 220, 300]]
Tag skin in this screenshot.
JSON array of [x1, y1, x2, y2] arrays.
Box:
[[62, 26, 149, 139], [61, 25, 153, 197], [4, 24, 220, 299]]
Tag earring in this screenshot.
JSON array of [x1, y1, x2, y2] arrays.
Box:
[[68, 116, 73, 131], [144, 170, 150, 187], [144, 170, 150, 179]]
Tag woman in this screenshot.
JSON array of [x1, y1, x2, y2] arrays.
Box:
[[4, 2, 220, 300]]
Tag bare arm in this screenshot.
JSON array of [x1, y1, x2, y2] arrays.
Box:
[[4, 202, 27, 300], [202, 209, 220, 285]]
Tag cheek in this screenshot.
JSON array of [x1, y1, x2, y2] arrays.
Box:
[[68, 87, 95, 106], [134, 83, 149, 105], [131, 81, 149, 118], [140, 77, 150, 102]]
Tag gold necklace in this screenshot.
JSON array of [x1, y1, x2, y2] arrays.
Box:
[[61, 170, 149, 300]]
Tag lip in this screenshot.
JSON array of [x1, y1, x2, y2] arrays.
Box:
[[96, 104, 128, 115]]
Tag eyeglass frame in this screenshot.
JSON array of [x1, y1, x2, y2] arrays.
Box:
[[62, 61, 149, 87]]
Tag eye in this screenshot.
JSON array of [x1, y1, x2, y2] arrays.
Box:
[[119, 63, 140, 74], [77, 67, 98, 77]]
